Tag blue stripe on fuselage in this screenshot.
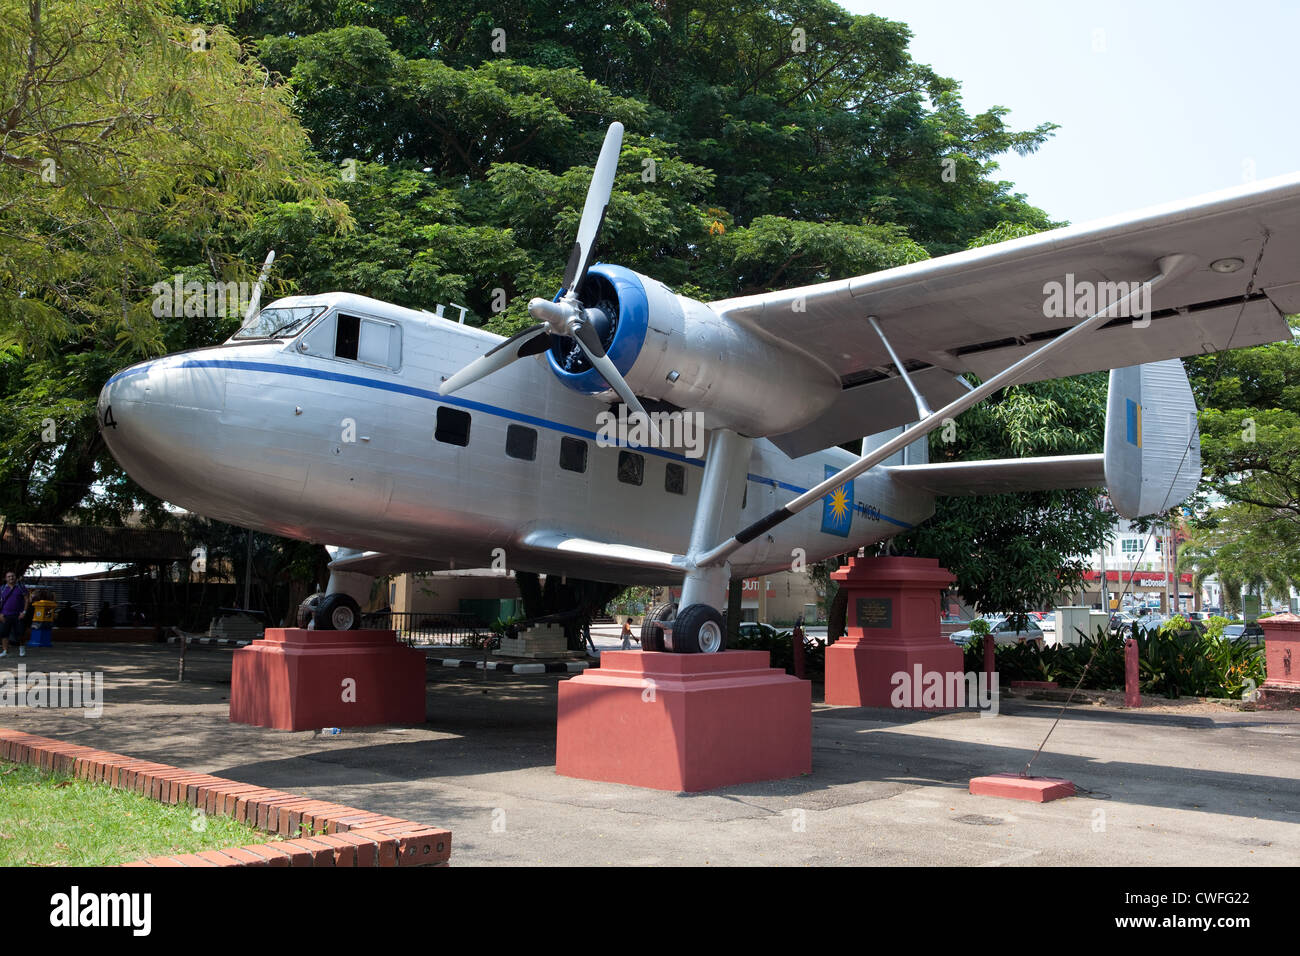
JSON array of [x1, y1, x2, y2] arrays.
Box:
[[127, 358, 914, 530]]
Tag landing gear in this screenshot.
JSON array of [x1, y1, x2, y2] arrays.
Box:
[[668, 604, 726, 654], [640, 602, 677, 652], [313, 593, 362, 631]]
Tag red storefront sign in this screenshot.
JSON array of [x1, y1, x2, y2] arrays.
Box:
[[1081, 570, 1193, 586]]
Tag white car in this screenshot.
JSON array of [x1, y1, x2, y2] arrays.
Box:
[[949, 616, 1047, 647]]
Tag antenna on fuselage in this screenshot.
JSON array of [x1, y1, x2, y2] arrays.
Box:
[[242, 249, 276, 325]]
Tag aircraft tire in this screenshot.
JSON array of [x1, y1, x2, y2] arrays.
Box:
[[315, 593, 362, 631], [671, 603, 727, 654], [641, 602, 676, 652]]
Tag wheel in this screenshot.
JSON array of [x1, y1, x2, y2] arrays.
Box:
[[668, 603, 726, 654], [297, 593, 322, 629], [640, 602, 676, 652], [314, 593, 362, 631]]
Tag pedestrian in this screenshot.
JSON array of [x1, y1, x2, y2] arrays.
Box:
[[0, 571, 30, 658], [620, 616, 638, 650]]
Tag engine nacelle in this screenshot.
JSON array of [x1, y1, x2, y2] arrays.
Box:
[[546, 264, 839, 437]]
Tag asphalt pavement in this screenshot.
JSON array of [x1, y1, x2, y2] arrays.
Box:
[[3, 640, 1298, 866]]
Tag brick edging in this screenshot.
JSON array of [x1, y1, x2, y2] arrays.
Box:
[[0, 728, 450, 868]]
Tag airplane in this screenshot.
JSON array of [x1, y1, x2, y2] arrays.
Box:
[[97, 123, 1300, 653]]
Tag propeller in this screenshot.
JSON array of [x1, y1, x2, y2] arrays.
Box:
[[437, 122, 659, 444]]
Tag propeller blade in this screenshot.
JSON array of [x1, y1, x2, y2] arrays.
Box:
[[572, 328, 662, 447], [562, 121, 624, 295], [572, 318, 608, 359], [438, 323, 549, 396]]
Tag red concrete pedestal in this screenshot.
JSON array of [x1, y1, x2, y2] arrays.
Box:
[[825, 556, 964, 708], [556, 650, 811, 792], [970, 773, 1075, 802], [230, 628, 426, 730], [1259, 613, 1300, 710]]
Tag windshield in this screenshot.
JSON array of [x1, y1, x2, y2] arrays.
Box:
[[232, 305, 325, 341]]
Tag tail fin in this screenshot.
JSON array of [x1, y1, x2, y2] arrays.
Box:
[[1103, 359, 1201, 517]]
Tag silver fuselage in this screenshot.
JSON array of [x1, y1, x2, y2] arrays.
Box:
[[98, 294, 935, 584]]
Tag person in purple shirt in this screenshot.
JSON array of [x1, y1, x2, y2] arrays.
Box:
[[0, 571, 30, 658]]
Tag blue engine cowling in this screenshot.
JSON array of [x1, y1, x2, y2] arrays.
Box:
[[546, 264, 650, 394]]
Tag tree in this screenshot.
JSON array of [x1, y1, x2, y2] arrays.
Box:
[[891, 376, 1115, 618], [0, 0, 347, 532], [1184, 332, 1300, 605], [3, 2, 1074, 622]]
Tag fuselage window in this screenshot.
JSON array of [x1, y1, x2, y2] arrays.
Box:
[[336, 313, 360, 360], [435, 406, 471, 447], [332, 313, 399, 369], [357, 319, 392, 367], [506, 425, 537, 461], [665, 462, 685, 495], [618, 451, 644, 486], [560, 436, 587, 473]]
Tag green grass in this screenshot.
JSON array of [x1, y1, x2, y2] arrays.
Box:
[[0, 762, 281, 866]]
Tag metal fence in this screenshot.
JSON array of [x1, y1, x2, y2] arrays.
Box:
[[360, 610, 494, 647]]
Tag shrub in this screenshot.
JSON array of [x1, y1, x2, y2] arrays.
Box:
[[965, 623, 1264, 700], [730, 627, 825, 679]]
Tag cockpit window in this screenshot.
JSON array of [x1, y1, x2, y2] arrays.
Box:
[[232, 305, 325, 340]]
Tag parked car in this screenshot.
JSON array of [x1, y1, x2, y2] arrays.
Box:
[[1108, 612, 1136, 635], [949, 616, 1046, 647], [737, 622, 781, 641], [1223, 622, 1265, 644]]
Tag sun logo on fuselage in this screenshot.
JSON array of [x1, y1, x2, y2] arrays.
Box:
[[829, 488, 850, 522], [820, 465, 854, 538]]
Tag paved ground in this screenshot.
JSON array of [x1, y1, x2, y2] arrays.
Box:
[[3, 641, 1298, 866]]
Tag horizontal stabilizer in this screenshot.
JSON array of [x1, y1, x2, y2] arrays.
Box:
[[884, 359, 1201, 516], [886, 454, 1105, 497]]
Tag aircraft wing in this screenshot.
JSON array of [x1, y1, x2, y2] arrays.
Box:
[[711, 173, 1300, 457]]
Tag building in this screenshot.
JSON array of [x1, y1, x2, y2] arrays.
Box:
[[665, 570, 822, 624], [1079, 517, 1195, 612]]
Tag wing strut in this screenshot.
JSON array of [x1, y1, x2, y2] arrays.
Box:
[[867, 315, 932, 418], [693, 255, 1189, 568]]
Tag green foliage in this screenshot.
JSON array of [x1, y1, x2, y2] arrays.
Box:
[[963, 624, 1265, 700], [0, 762, 279, 866], [895, 370, 1113, 615], [3, 1, 1066, 608], [1184, 330, 1300, 603], [0, 0, 346, 540], [729, 626, 825, 679]]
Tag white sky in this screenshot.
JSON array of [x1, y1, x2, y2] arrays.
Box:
[[843, 0, 1300, 224]]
